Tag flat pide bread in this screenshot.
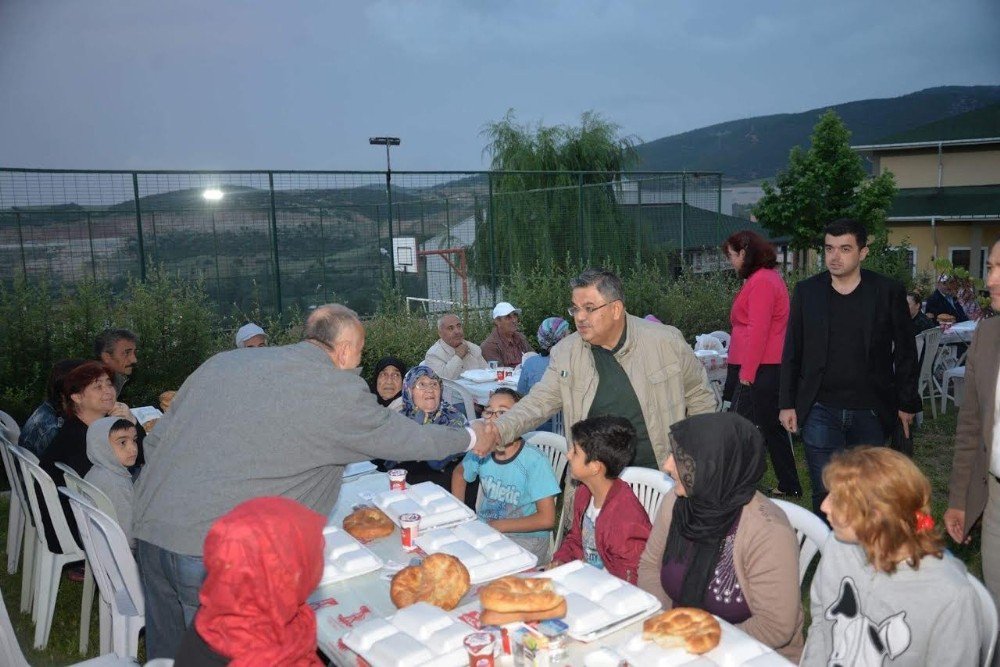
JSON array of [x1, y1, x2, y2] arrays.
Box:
[[642, 607, 722, 655], [390, 553, 470, 611], [478, 576, 566, 624], [342, 507, 395, 541]]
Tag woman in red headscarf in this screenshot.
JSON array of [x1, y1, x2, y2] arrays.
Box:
[[174, 496, 326, 666]]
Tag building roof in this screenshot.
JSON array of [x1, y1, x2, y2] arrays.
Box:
[[853, 103, 1000, 151], [622, 202, 780, 248], [887, 184, 1000, 220]]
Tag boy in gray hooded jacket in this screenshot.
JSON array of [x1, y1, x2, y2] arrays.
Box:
[[85, 416, 139, 548]]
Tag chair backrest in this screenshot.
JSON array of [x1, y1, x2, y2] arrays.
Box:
[[61, 487, 144, 618], [771, 498, 831, 585], [56, 462, 120, 524], [441, 379, 477, 421], [916, 327, 942, 388], [0, 411, 19, 447], [620, 467, 675, 523], [2, 443, 36, 526], [11, 446, 83, 557], [967, 573, 998, 666], [709, 330, 731, 351], [523, 431, 569, 487]]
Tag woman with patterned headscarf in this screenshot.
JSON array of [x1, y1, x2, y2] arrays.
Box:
[[379, 365, 469, 491], [637, 413, 804, 662], [517, 317, 570, 433], [174, 496, 325, 666]]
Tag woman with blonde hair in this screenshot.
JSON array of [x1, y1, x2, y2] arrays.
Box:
[[802, 446, 986, 666]]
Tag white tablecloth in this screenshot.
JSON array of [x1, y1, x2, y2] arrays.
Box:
[[940, 319, 978, 345], [313, 472, 789, 666]]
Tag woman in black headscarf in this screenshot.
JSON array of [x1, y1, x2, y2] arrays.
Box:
[[637, 413, 804, 663], [369, 356, 407, 411]]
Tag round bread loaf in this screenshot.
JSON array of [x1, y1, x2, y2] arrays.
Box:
[[390, 553, 470, 610], [642, 607, 722, 655], [479, 576, 563, 613], [159, 390, 177, 412], [342, 507, 394, 541]]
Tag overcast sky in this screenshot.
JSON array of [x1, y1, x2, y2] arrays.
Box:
[[1, 0, 997, 172]]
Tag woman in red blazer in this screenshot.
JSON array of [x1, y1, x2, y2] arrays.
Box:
[[723, 230, 803, 497]]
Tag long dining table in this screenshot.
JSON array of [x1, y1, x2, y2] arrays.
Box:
[[311, 471, 793, 666]]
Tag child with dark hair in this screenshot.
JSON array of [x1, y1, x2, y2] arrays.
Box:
[[452, 388, 560, 562], [85, 417, 140, 547], [549, 415, 651, 583]]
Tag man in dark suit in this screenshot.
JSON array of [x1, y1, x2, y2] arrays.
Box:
[[945, 236, 1000, 610], [779, 218, 921, 514], [925, 275, 969, 323]]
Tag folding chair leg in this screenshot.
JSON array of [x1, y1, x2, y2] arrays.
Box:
[[7, 502, 23, 574], [20, 530, 35, 614], [79, 560, 95, 654]]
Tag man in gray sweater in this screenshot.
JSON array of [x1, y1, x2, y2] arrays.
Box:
[[133, 304, 489, 659]]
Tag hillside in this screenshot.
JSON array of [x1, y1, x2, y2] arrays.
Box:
[[634, 85, 1000, 183]]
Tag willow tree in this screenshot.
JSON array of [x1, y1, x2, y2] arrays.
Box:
[[471, 110, 640, 285]]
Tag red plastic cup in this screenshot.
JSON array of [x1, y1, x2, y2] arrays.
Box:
[[388, 468, 407, 491], [463, 632, 496, 667], [400, 513, 421, 550]]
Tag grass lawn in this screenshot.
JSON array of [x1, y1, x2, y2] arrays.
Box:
[[0, 400, 980, 666]]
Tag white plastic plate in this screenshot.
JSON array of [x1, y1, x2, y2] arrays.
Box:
[[612, 616, 788, 666], [540, 560, 661, 642], [319, 525, 383, 586], [342, 601, 473, 667], [415, 521, 537, 584], [374, 481, 476, 531]]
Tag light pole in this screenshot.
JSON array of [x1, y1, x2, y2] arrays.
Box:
[[370, 137, 400, 287]]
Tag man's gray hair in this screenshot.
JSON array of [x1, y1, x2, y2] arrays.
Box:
[[437, 313, 460, 330], [304, 304, 360, 346], [569, 268, 625, 303], [94, 328, 137, 358]]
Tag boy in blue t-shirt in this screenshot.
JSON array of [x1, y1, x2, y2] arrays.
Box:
[[451, 388, 560, 563]]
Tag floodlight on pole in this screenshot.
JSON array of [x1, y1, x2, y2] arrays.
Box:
[[369, 136, 401, 287], [202, 188, 224, 201]]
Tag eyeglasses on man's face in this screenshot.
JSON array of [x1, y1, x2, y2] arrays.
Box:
[[568, 300, 616, 318]]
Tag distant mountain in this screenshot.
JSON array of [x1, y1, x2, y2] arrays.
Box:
[[634, 86, 1000, 183]]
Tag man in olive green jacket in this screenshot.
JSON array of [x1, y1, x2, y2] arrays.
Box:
[[488, 268, 717, 468]]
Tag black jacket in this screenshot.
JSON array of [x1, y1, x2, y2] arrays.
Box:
[[924, 289, 969, 323], [779, 269, 921, 437]]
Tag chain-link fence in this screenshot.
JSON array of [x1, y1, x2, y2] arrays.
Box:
[[0, 168, 756, 316]]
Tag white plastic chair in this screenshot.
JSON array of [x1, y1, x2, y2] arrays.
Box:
[[61, 488, 145, 661], [57, 463, 119, 655], [10, 446, 89, 649], [620, 467, 675, 524], [523, 432, 569, 554], [1, 586, 155, 667], [771, 498, 831, 585], [0, 437, 27, 578], [941, 366, 967, 415], [3, 443, 38, 615], [0, 410, 18, 447], [967, 573, 998, 666], [709, 330, 731, 351], [915, 327, 942, 418], [441, 379, 477, 420]]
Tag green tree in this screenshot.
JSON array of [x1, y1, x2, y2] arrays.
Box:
[[471, 110, 640, 285], [753, 110, 897, 267]]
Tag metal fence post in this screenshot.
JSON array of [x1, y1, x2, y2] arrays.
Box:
[[268, 172, 283, 314], [577, 173, 585, 265], [680, 172, 687, 268], [150, 211, 158, 266], [210, 211, 222, 302], [86, 211, 97, 280], [15, 212, 27, 279], [635, 179, 643, 268], [318, 210, 328, 300], [384, 169, 396, 288], [131, 173, 147, 281], [487, 175, 497, 301], [716, 174, 723, 247]]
